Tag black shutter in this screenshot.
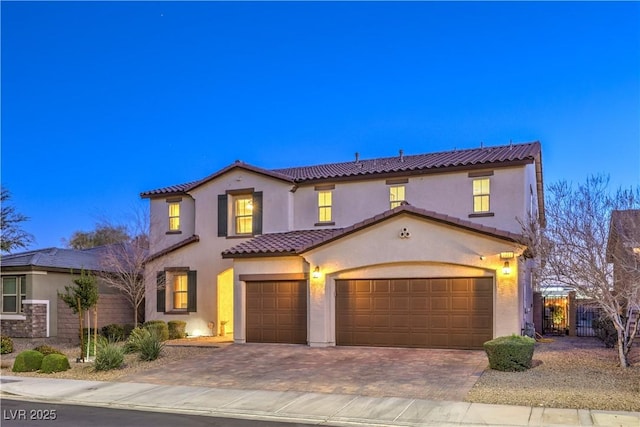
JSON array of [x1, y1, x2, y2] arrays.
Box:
[[187, 270, 197, 312], [156, 271, 166, 312], [218, 194, 228, 237], [252, 191, 263, 236]]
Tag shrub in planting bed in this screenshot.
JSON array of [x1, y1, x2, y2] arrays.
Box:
[[483, 335, 535, 372], [40, 354, 71, 373], [12, 350, 44, 372]]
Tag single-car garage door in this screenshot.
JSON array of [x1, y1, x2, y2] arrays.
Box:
[[246, 280, 307, 344], [336, 278, 493, 349]]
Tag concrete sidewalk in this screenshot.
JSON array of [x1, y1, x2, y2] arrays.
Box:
[[1, 376, 639, 426]]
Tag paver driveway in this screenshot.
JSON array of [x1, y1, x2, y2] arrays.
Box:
[[126, 344, 488, 401]]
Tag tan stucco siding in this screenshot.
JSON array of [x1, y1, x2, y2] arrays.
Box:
[[149, 195, 196, 253], [292, 165, 529, 234]]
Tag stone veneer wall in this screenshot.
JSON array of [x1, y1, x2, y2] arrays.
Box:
[[0, 301, 48, 338], [57, 293, 134, 342]]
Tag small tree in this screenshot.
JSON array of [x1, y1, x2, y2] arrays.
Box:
[[523, 175, 639, 367], [99, 240, 147, 327], [1, 186, 34, 253], [58, 270, 99, 362]]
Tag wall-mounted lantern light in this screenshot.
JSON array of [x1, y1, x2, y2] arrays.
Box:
[[312, 266, 321, 279], [502, 261, 511, 275]]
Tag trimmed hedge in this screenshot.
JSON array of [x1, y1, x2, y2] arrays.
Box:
[[483, 335, 535, 372], [101, 324, 126, 342], [40, 354, 70, 373], [1, 335, 14, 354], [12, 350, 44, 372], [143, 320, 169, 342], [168, 320, 187, 340], [33, 345, 64, 356]]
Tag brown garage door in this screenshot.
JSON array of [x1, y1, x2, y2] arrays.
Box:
[[246, 280, 307, 344], [336, 278, 493, 349]]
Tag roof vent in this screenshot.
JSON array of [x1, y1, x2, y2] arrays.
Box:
[[480, 141, 484, 148], [399, 149, 404, 162], [355, 152, 360, 163]]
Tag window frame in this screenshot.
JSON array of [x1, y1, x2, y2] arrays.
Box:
[[317, 190, 333, 223], [1, 276, 26, 314], [172, 273, 188, 311], [389, 185, 406, 209], [168, 201, 181, 231], [472, 178, 491, 213], [233, 195, 254, 236]]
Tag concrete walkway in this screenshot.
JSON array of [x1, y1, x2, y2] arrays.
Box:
[[1, 376, 638, 426]]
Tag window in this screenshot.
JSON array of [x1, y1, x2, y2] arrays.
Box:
[[2, 276, 26, 314], [218, 191, 262, 237], [173, 273, 188, 310], [168, 202, 180, 231], [234, 196, 253, 235], [390, 185, 405, 209], [473, 178, 490, 213], [318, 191, 332, 222], [156, 270, 197, 313]]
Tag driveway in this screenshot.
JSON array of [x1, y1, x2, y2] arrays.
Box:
[[126, 344, 487, 401]]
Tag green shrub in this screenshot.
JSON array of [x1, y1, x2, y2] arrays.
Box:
[[1, 335, 14, 354], [101, 324, 126, 342], [33, 345, 64, 356], [592, 316, 618, 348], [12, 350, 44, 372], [40, 354, 70, 373], [143, 320, 169, 342], [138, 329, 165, 361], [168, 320, 187, 339], [483, 335, 535, 372], [125, 327, 148, 353], [94, 341, 125, 371], [122, 324, 135, 339]]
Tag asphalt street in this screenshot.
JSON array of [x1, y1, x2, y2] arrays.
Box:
[[0, 398, 312, 427]]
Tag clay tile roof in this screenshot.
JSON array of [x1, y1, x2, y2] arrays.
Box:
[[273, 141, 540, 182], [221, 229, 337, 258], [222, 205, 523, 258], [142, 141, 541, 197]]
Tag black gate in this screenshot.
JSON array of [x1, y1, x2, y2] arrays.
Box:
[[575, 303, 602, 337], [542, 296, 568, 335]]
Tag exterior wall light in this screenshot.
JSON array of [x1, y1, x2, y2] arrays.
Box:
[[312, 266, 321, 279], [502, 261, 511, 275]]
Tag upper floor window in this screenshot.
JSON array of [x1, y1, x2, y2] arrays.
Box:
[[473, 178, 490, 213], [2, 276, 26, 314], [318, 191, 332, 223], [389, 185, 405, 209], [234, 196, 253, 235], [217, 190, 262, 237], [168, 202, 180, 231]]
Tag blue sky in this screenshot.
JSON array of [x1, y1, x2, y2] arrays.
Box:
[[2, 1, 639, 250]]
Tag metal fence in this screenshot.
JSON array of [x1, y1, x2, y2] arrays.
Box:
[[575, 303, 602, 337], [542, 295, 568, 335]]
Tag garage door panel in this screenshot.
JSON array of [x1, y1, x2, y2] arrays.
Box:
[[430, 297, 449, 310], [451, 297, 469, 311], [336, 278, 493, 349], [246, 281, 307, 344]]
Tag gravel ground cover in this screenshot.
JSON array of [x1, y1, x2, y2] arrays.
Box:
[[466, 336, 640, 412], [2, 335, 638, 412], [0, 337, 213, 382]]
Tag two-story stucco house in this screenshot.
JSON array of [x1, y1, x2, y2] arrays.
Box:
[[141, 141, 544, 349]]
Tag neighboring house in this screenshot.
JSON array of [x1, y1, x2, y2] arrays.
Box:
[[606, 209, 640, 322], [0, 247, 134, 340], [142, 141, 544, 349]]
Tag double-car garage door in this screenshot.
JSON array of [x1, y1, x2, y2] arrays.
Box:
[[336, 278, 493, 349], [246, 277, 493, 349]]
